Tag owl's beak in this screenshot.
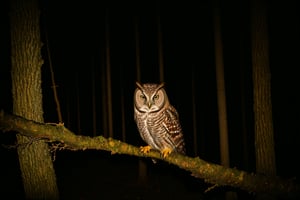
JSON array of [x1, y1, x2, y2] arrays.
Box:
[[147, 102, 152, 108]]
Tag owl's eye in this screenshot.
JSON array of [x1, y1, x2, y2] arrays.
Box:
[[140, 94, 146, 99], [153, 94, 159, 100]]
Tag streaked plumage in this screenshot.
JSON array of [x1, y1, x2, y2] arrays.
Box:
[[134, 82, 185, 158]]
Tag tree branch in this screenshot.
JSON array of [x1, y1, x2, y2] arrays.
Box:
[[0, 111, 299, 198]]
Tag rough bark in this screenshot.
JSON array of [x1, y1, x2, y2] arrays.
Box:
[[251, 0, 276, 176], [9, 0, 59, 199]]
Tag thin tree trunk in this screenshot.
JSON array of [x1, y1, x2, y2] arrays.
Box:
[[105, 9, 113, 138], [135, 16, 148, 185], [213, 1, 236, 199], [135, 16, 141, 82], [213, 0, 230, 168], [157, 14, 164, 83], [9, 0, 59, 198], [101, 51, 108, 138], [120, 88, 126, 141], [76, 73, 81, 135], [91, 59, 97, 136], [120, 66, 126, 142]]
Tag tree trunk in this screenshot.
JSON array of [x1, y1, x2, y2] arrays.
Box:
[[9, 0, 59, 199], [157, 13, 164, 83], [105, 9, 114, 138], [251, 0, 276, 177], [213, 0, 230, 169], [135, 16, 148, 185], [213, 1, 237, 199]]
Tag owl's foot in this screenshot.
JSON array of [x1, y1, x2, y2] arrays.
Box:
[[140, 145, 151, 154], [161, 148, 173, 158]]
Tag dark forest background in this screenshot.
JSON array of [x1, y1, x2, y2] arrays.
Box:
[[1, 0, 299, 199]]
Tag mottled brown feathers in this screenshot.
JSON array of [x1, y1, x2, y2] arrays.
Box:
[[134, 82, 185, 158]]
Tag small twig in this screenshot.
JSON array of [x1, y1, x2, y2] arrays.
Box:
[[205, 184, 219, 193], [49, 141, 66, 161], [2, 143, 18, 149], [46, 122, 64, 126]]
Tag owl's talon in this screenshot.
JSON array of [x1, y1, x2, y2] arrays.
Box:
[[161, 148, 173, 158], [140, 145, 151, 154]]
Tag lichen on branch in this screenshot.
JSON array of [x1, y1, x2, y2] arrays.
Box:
[[0, 111, 299, 198]]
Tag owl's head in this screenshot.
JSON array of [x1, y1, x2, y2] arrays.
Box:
[[134, 82, 169, 112]]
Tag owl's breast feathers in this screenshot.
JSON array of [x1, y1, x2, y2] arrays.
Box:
[[134, 109, 151, 143]]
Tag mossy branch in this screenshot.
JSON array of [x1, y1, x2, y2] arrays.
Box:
[[0, 111, 299, 198]]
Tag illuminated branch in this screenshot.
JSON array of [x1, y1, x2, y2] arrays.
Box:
[[0, 111, 299, 198]]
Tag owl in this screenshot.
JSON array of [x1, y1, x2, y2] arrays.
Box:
[[134, 82, 186, 159]]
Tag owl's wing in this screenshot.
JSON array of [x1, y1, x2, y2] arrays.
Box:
[[162, 106, 186, 154], [163, 106, 181, 134]]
